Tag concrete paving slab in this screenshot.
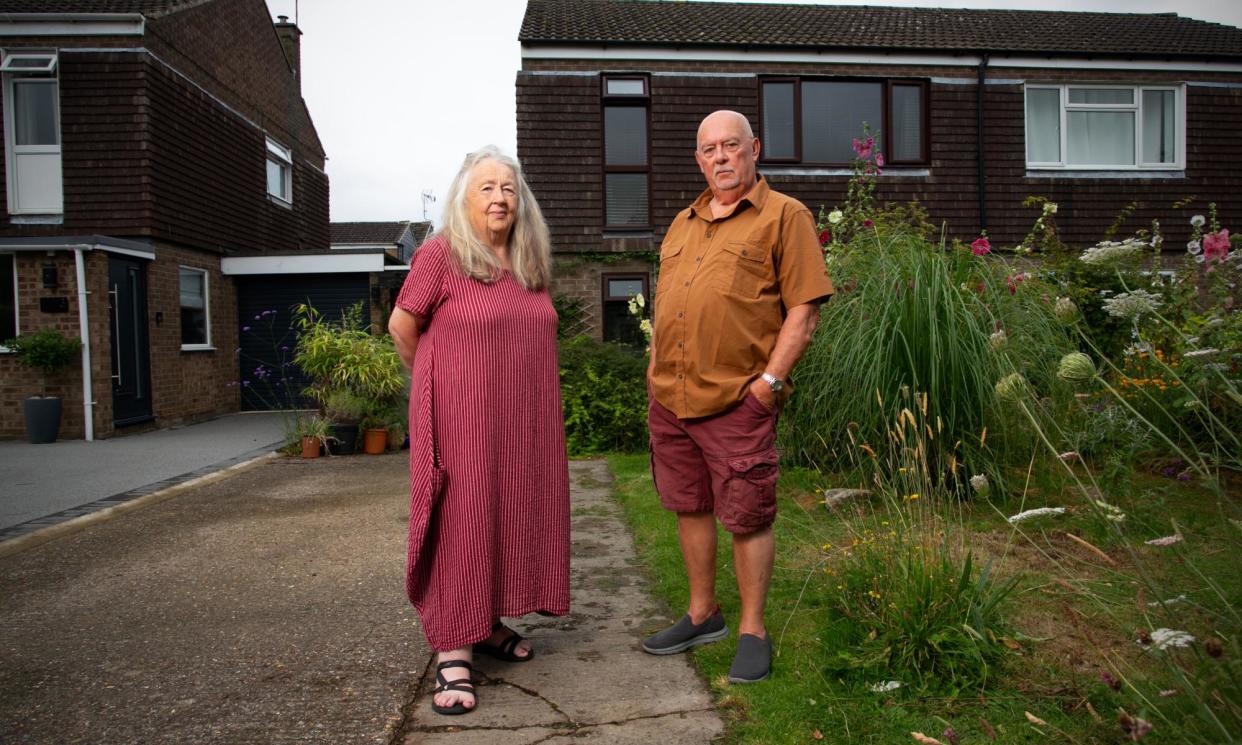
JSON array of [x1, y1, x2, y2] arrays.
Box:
[[400, 460, 724, 744]]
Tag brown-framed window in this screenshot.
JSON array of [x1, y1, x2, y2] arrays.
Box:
[[759, 77, 929, 166], [602, 75, 650, 230], [601, 272, 649, 347]]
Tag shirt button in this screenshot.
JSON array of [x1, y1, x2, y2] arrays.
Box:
[[677, 342, 683, 348], [684, 281, 690, 287], [677, 312, 683, 318], [696, 256, 702, 262], [741, 249, 748, 256], [705, 230, 713, 238], [677, 374, 683, 379]]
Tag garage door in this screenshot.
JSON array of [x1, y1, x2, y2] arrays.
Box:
[[235, 274, 370, 411]]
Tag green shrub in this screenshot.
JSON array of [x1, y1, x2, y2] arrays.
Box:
[[3, 328, 82, 396], [559, 335, 647, 454]]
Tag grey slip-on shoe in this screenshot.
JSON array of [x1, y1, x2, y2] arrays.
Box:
[[641, 608, 729, 655], [727, 632, 771, 683]]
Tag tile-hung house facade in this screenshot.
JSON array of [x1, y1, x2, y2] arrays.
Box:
[[517, 0, 1242, 342], [328, 220, 432, 332], [0, 0, 329, 439]]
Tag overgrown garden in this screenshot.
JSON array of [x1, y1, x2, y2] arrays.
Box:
[[583, 130, 1240, 743]]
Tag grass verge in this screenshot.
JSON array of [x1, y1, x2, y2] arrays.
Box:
[[608, 453, 1235, 744]]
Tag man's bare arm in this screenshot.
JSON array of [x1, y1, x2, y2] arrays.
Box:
[[749, 301, 821, 406]]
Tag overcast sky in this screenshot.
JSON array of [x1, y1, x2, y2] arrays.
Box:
[[263, 0, 1242, 228]]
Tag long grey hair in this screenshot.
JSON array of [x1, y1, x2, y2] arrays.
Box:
[[438, 145, 552, 291]]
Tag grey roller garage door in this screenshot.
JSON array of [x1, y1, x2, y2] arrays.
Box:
[[235, 274, 370, 411]]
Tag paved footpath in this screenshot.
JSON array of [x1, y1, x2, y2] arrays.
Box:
[[0, 454, 722, 744]]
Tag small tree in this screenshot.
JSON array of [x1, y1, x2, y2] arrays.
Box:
[[4, 329, 82, 397]]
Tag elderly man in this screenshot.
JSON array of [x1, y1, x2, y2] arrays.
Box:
[[641, 110, 834, 683]]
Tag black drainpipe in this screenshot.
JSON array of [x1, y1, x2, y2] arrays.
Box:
[[977, 52, 989, 235]]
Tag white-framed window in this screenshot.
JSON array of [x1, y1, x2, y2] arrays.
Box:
[[2, 50, 62, 214], [265, 137, 293, 205], [1, 253, 17, 350], [179, 266, 211, 350], [1025, 84, 1183, 170]]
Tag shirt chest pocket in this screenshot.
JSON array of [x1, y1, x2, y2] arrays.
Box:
[[712, 239, 771, 299], [655, 242, 684, 298]]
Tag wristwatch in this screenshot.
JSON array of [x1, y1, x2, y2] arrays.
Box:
[[760, 372, 785, 393]]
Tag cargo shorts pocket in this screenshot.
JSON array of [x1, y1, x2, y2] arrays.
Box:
[[722, 450, 780, 532]]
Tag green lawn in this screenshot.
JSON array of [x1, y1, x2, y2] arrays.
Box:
[[608, 454, 1240, 745]]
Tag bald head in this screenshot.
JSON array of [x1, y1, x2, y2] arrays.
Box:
[[697, 110, 754, 143], [694, 110, 760, 207]]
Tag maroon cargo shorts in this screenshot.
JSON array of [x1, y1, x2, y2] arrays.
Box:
[[647, 392, 780, 534]]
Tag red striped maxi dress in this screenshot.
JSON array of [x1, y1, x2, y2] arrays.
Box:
[[396, 236, 570, 652]]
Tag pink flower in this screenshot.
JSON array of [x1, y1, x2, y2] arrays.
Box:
[[863, 218, 874, 228], [1202, 229, 1230, 264], [852, 136, 873, 161], [875, 153, 885, 168], [818, 229, 831, 246], [970, 237, 991, 256]]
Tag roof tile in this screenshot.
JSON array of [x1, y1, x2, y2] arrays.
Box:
[[520, 0, 1242, 59]]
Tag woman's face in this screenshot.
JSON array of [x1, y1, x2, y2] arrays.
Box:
[[466, 159, 518, 243]]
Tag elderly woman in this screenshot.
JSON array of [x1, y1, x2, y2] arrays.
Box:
[[388, 146, 569, 716]]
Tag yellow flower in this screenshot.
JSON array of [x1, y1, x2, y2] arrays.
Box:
[[904, 493, 920, 501]]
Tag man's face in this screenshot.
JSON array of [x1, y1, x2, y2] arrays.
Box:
[[694, 113, 760, 204]]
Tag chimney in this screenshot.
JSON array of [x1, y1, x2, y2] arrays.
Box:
[[274, 15, 302, 85]]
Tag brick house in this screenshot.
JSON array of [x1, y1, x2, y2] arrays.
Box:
[[517, 0, 1242, 342], [0, 0, 329, 439]]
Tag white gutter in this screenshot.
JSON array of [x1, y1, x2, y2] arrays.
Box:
[[73, 247, 94, 441], [0, 13, 145, 37]]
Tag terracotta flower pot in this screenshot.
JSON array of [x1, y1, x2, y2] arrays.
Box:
[[363, 428, 387, 455], [300, 436, 321, 459]]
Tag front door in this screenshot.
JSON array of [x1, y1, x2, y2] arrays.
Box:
[[108, 256, 153, 426]]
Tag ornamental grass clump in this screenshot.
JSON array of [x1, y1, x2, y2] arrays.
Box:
[[784, 226, 1075, 488], [820, 402, 1018, 695]]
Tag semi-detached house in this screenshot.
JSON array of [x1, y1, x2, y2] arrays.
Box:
[[517, 0, 1242, 343]]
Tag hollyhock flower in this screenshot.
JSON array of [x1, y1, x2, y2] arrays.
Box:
[[818, 229, 831, 246], [828, 209, 844, 224], [971, 237, 991, 255], [1190, 214, 1206, 227], [1186, 239, 1201, 254], [875, 153, 885, 168], [863, 218, 874, 228], [1202, 229, 1230, 263]]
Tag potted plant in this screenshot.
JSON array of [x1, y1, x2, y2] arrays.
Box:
[[322, 389, 367, 455], [292, 302, 407, 456], [3, 328, 82, 443], [360, 412, 388, 455], [290, 414, 336, 459]]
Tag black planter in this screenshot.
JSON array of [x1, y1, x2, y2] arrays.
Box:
[[331, 422, 359, 455], [23, 396, 63, 444]]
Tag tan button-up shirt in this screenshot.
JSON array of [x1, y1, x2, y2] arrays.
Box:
[[650, 177, 835, 419]]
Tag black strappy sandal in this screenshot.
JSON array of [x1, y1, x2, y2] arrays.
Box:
[[430, 659, 476, 715], [473, 621, 535, 663]]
